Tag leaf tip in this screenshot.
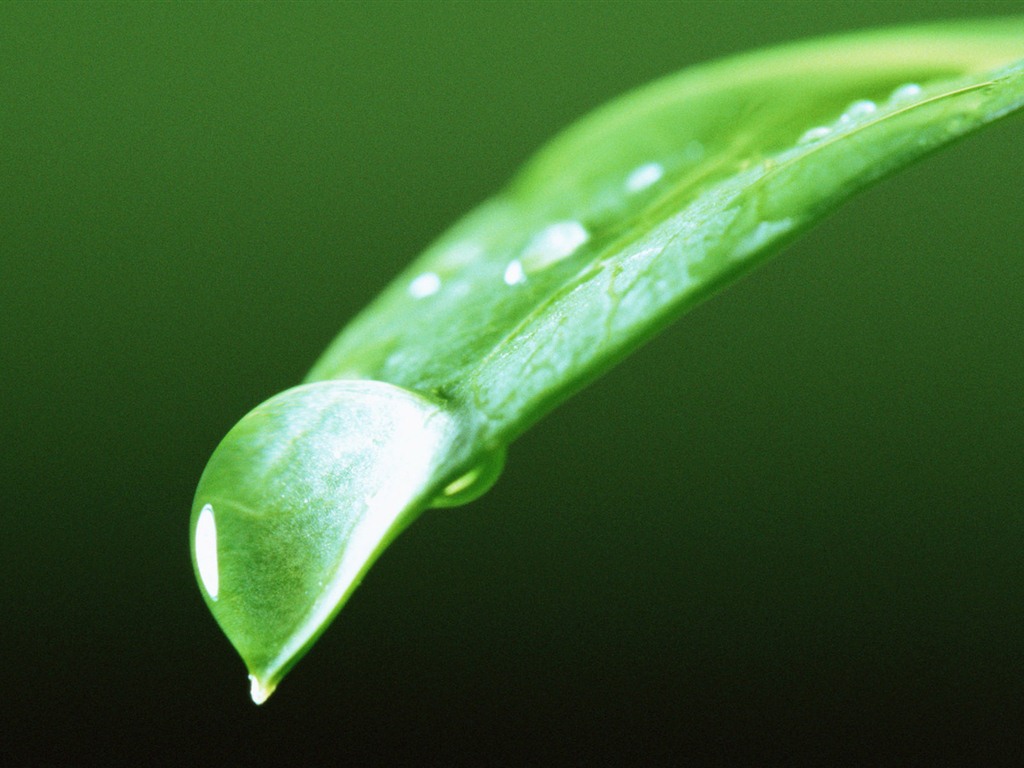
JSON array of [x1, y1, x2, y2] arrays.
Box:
[[191, 380, 462, 697], [249, 674, 276, 705]]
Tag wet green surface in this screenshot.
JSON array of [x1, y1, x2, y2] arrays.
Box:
[[4, 2, 1024, 763]]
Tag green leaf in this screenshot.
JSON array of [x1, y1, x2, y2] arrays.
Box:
[[191, 18, 1024, 702]]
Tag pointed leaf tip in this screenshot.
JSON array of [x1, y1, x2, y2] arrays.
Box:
[[194, 18, 1024, 699], [249, 675, 275, 705], [190, 380, 460, 696]]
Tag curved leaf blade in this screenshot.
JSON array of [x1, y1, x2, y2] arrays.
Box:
[[309, 19, 1024, 442], [193, 19, 1024, 701]]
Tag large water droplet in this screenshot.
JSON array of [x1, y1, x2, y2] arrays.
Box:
[[191, 380, 459, 703], [625, 162, 664, 193]]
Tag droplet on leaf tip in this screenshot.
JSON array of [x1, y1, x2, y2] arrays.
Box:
[[191, 380, 461, 703], [249, 674, 275, 705]]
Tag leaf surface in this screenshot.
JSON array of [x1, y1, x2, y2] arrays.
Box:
[[191, 19, 1024, 701], [309, 19, 1024, 441]]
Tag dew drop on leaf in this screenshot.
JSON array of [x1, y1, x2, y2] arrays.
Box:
[[503, 259, 526, 285], [431, 447, 507, 509], [625, 162, 665, 193], [798, 125, 832, 144], [520, 220, 590, 274], [890, 82, 924, 103], [192, 19, 1024, 703], [839, 99, 878, 124], [408, 272, 442, 298]]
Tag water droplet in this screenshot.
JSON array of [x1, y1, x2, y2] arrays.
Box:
[[249, 674, 274, 705], [798, 125, 831, 145], [195, 503, 219, 600], [503, 259, 526, 285], [442, 472, 479, 498], [520, 220, 590, 274], [408, 272, 441, 298], [431, 447, 507, 509], [839, 99, 877, 124], [625, 162, 664, 193], [890, 83, 923, 103], [191, 380, 459, 704]]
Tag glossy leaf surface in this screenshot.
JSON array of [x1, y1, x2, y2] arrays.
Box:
[[192, 19, 1024, 701]]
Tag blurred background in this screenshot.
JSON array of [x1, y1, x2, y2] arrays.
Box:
[[3, 1, 1023, 763]]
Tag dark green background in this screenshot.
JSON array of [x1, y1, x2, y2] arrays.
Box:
[[3, 1, 1023, 763]]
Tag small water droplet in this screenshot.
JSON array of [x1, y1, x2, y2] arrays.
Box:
[[408, 272, 441, 298], [798, 125, 831, 145], [890, 83, 923, 103], [503, 259, 526, 286], [249, 674, 275, 705], [625, 162, 664, 193], [520, 220, 589, 274], [431, 448, 507, 509], [839, 99, 877, 124], [195, 503, 219, 600]]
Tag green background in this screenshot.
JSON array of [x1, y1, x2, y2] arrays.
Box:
[[3, 1, 1023, 762]]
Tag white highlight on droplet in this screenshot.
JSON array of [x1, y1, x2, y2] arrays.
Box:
[[839, 99, 877, 125], [195, 503, 219, 600], [503, 259, 526, 285], [625, 162, 664, 193], [798, 125, 832, 144], [800, 97, 879, 146], [890, 83, 923, 103], [520, 220, 590, 274], [408, 272, 441, 298], [249, 674, 274, 705]]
